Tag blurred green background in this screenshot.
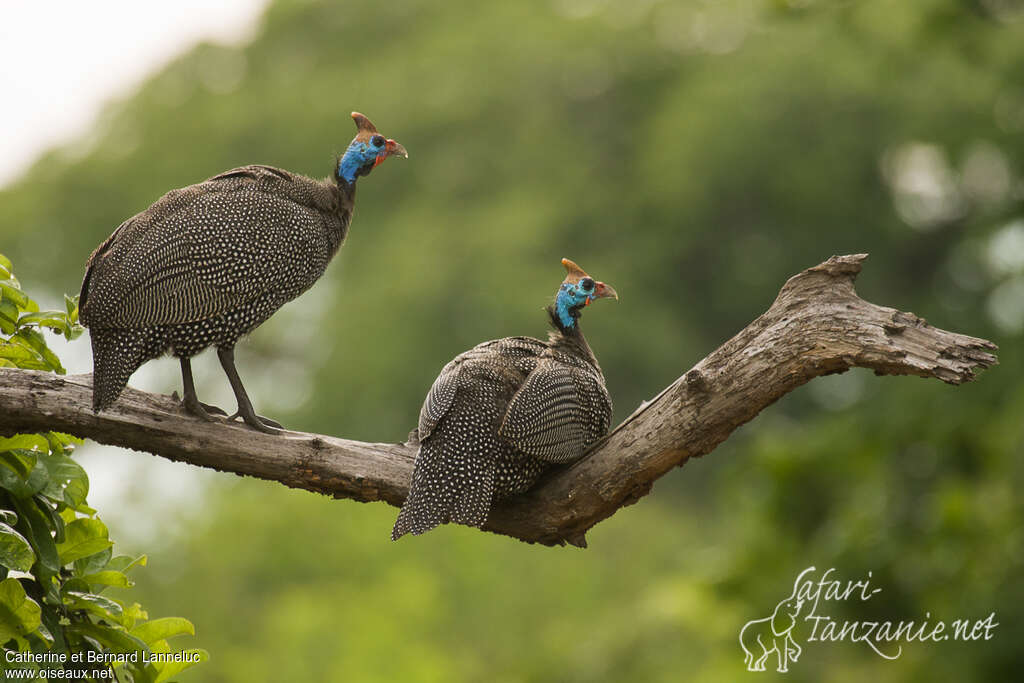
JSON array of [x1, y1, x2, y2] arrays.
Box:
[[2, 0, 1022, 679]]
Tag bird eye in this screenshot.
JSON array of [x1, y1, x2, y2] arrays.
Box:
[[371, 135, 386, 148], [580, 277, 594, 290]]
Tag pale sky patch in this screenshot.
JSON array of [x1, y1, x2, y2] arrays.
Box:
[[0, 0, 270, 187]]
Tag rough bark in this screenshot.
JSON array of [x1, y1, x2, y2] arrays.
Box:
[[0, 255, 997, 547]]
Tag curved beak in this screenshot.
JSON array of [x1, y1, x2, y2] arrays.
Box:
[[592, 281, 618, 301], [373, 139, 409, 169], [385, 139, 408, 159]]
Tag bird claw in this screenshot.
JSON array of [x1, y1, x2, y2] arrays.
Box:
[[201, 402, 228, 417], [227, 411, 283, 433], [182, 396, 227, 422]]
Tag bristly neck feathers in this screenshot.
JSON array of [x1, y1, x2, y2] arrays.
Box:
[[546, 304, 597, 364], [336, 157, 362, 187], [335, 142, 374, 187]]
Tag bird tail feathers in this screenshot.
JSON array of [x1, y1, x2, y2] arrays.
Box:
[[89, 328, 148, 412], [391, 440, 495, 540]]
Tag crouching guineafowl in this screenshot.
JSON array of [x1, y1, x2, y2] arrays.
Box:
[[79, 112, 406, 433], [392, 258, 617, 539]]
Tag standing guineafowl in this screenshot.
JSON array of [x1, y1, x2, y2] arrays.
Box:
[[392, 258, 617, 539], [80, 112, 406, 433]]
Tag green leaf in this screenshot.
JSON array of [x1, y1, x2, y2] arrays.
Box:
[[64, 474, 90, 513], [56, 518, 112, 565], [74, 545, 112, 577], [12, 496, 59, 575], [17, 310, 71, 336], [121, 601, 148, 625], [0, 456, 50, 499], [152, 648, 209, 683], [0, 299, 17, 335], [0, 341, 47, 370], [0, 281, 29, 311], [0, 253, 12, 278], [0, 510, 16, 525], [0, 435, 50, 453], [81, 570, 134, 589], [106, 554, 148, 573], [63, 590, 124, 623], [40, 453, 89, 510], [45, 431, 84, 454], [0, 523, 35, 572], [0, 449, 38, 479], [10, 329, 64, 374], [66, 621, 149, 655], [62, 294, 82, 338], [129, 617, 195, 646], [32, 496, 65, 545], [0, 577, 42, 645], [61, 577, 90, 595], [31, 618, 54, 647], [39, 610, 64, 652]]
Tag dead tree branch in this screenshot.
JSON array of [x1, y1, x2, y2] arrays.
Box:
[[0, 255, 997, 547]]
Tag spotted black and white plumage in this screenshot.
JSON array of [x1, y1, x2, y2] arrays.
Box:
[[80, 113, 406, 432], [392, 259, 617, 539]]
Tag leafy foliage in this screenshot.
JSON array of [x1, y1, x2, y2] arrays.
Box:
[[0, 255, 206, 682]]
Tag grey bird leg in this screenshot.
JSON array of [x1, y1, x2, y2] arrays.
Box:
[[179, 357, 227, 421], [216, 346, 283, 434]]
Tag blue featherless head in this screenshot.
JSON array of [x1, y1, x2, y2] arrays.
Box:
[[336, 112, 408, 185], [553, 258, 618, 330]]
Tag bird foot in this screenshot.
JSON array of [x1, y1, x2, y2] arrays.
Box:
[[181, 395, 228, 422], [227, 411, 283, 434]]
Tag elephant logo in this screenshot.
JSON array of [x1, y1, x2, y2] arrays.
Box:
[[740, 595, 804, 672]]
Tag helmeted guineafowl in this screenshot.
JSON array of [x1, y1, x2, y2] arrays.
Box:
[[79, 112, 406, 433], [392, 258, 617, 539]]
